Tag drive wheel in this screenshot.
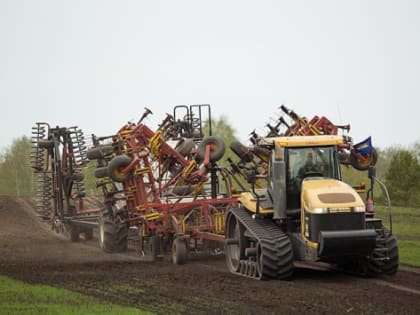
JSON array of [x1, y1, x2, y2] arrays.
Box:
[[172, 237, 187, 265], [98, 206, 128, 253], [225, 212, 247, 273]]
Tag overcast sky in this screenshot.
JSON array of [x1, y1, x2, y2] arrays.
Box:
[[1, 0, 419, 151]]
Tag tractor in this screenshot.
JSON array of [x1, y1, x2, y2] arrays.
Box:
[[224, 111, 398, 279]]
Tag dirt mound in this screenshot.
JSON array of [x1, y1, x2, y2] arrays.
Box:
[[1, 195, 419, 314]]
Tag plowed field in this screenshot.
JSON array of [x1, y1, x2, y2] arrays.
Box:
[[0, 196, 419, 314]]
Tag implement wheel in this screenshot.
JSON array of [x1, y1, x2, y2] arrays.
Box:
[[195, 136, 225, 163], [349, 148, 378, 171], [98, 206, 128, 253], [146, 235, 161, 261], [86, 145, 114, 160], [172, 238, 187, 265], [94, 167, 108, 178], [69, 225, 80, 242], [84, 228, 93, 240], [230, 141, 253, 163], [176, 138, 195, 156], [107, 155, 134, 183]]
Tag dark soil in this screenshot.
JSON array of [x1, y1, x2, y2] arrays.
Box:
[[0, 196, 419, 315]]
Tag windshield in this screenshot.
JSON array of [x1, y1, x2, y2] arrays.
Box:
[[288, 146, 339, 182], [283, 145, 339, 209]]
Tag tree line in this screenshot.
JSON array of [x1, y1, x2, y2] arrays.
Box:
[[1, 119, 420, 207]]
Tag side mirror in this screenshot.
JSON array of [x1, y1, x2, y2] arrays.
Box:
[[368, 165, 376, 179], [246, 169, 257, 184]]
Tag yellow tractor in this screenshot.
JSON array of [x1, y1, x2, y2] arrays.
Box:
[[225, 135, 399, 279]]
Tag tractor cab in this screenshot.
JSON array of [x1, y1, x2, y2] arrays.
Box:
[[284, 144, 341, 209], [265, 135, 344, 220]]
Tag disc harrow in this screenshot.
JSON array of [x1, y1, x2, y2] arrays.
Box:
[[30, 123, 99, 238]]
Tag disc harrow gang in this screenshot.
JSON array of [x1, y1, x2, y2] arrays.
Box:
[[30, 123, 97, 238], [34, 173, 52, 218], [30, 123, 49, 171]]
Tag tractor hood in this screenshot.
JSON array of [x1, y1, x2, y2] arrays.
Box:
[[301, 178, 365, 214]]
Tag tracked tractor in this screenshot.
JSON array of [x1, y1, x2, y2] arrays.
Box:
[[225, 134, 399, 279]]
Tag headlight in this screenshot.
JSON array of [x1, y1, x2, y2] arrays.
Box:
[[312, 207, 329, 214], [311, 206, 365, 214], [353, 206, 366, 212]]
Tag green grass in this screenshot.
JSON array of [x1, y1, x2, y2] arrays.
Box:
[[375, 205, 420, 267], [398, 240, 420, 266], [0, 275, 152, 315]]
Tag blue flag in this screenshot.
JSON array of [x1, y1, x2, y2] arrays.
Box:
[[354, 136, 373, 154]]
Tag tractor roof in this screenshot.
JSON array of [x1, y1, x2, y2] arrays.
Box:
[[260, 135, 344, 148]]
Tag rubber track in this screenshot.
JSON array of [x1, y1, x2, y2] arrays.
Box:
[[229, 207, 294, 280]]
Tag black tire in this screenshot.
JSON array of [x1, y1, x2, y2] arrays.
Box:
[[172, 237, 188, 265], [71, 172, 84, 181], [382, 233, 399, 275], [195, 136, 225, 163], [98, 207, 128, 253], [107, 155, 134, 182], [149, 235, 161, 261], [365, 229, 399, 276], [84, 228, 93, 241], [230, 141, 253, 163], [253, 232, 294, 280], [94, 167, 109, 178], [171, 185, 194, 196], [341, 228, 399, 277], [349, 147, 378, 171], [86, 145, 114, 160], [253, 146, 270, 163], [176, 139, 195, 156], [69, 225, 80, 242]]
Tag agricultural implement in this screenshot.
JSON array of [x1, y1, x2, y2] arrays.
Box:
[[30, 123, 98, 240], [87, 105, 239, 262]]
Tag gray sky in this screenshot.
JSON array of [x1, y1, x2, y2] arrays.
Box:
[[1, 0, 419, 151]]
